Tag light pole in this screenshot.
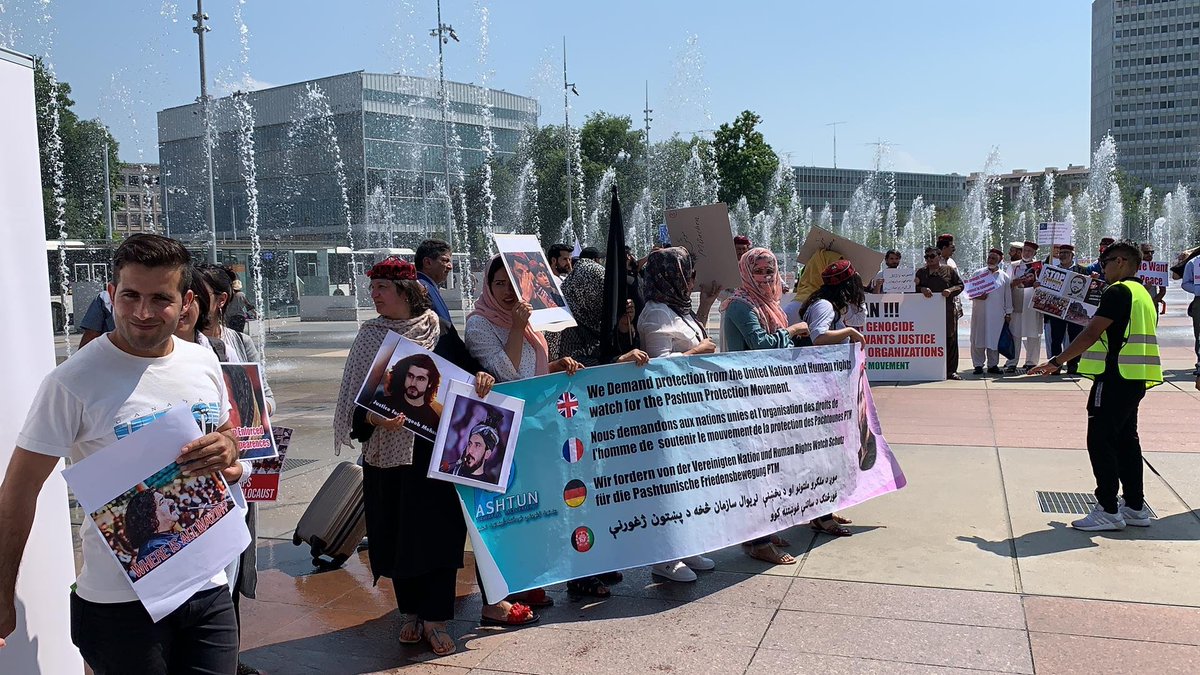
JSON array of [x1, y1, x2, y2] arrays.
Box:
[[562, 38, 580, 241], [193, 0, 218, 263], [430, 0, 458, 244], [643, 81, 653, 235], [825, 121, 846, 169]]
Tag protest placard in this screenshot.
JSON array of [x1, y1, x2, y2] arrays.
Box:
[[664, 203, 742, 290], [1031, 265, 1103, 325], [880, 267, 916, 293], [429, 380, 524, 494], [61, 406, 250, 622], [243, 426, 292, 502], [1037, 221, 1072, 247], [355, 331, 475, 441], [221, 363, 276, 460], [491, 234, 577, 331], [1138, 260, 1169, 288], [964, 267, 1003, 300], [456, 345, 905, 600], [797, 225, 885, 283], [861, 294, 946, 382]]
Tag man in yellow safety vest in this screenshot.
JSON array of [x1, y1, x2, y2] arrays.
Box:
[[1030, 239, 1162, 531]]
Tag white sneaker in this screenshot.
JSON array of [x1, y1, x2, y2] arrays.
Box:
[[650, 560, 697, 582], [1071, 505, 1126, 531], [680, 554, 715, 571], [1119, 503, 1152, 527]]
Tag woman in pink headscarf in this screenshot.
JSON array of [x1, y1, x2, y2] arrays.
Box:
[[720, 247, 810, 565]]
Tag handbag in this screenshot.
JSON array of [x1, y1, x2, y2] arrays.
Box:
[[997, 321, 1016, 360]]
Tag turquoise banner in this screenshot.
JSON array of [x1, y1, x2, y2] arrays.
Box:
[[455, 344, 905, 600]]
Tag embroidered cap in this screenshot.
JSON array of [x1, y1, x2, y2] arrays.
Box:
[[733, 235, 752, 246], [821, 259, 856, 286], [367, 256, 417, 281], [1058, 244, 1075, 252], [1022, 241, 1039, 250]]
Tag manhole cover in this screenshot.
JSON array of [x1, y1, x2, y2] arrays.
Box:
[[281, 458, 319, 473], [1037, 491, 1156, 517]]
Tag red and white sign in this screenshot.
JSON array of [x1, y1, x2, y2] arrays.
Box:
[[243, 426, 292, 502], [862, 294, 947, 382], [1137, 261, 1169, 288]]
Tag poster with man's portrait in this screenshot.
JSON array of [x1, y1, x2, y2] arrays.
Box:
[[354, 331, 475, 441], [428, 380, 523, 493], [1031, 265, 1104, 326], [491, 233, 577, 331], [221, 363, 276, 460]]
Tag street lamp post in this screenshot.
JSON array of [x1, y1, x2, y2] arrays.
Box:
[[430, 0, 458, 245], [193, 0, 218, 264], [562, 37, 579, 241]]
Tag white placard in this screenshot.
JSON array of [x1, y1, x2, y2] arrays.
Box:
[[491, 234, 577, 331], [428, 380, 524, 493], [1137, 261, 1169, 288], [880, 266, 916, 294], [1037, 221, 1072, 247], [964, 268, 1003, 300], [61, 407, 250, 622], [861, 294, 947, 382]]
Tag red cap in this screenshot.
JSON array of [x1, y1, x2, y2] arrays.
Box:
[[367, 256, 417, 281], [1058, 244, 1074, 252], [733, 235, 752, 246], [937, 233, 954, 245], [821, 259, 856, 286], [1023, 241, 1039, 250], [988, 248, 1003, 257]]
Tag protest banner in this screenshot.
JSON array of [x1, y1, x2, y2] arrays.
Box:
[[429, 380, 524, 494], [797, 226, 886, 283], [880, 266, 916, 293], [964, 267, 1003, 300], [1137, 260, 1169, 288], [62, 406, 250, 622], [221, 363, 276, 460], [491, 234, 577, 331], [664, 203, 742, 290], [243, 426, 292, 502], [861, 294, 946, 382], [1032, 265, 1104, 326], [1037, 221, 1072, 247], [456, 345, 905, 601], [355, 331, 475, 441]]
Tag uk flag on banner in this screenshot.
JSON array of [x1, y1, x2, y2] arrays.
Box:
[[556, 392, 579, 419]]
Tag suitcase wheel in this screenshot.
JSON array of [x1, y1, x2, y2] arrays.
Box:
[[292, 533, 302, 546]]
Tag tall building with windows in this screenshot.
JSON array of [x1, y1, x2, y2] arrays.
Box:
[[113, 163, 161, 236], [1092, 0, 1200, 193], [791, 166, 966, 219], [157, 71, 539, 248]]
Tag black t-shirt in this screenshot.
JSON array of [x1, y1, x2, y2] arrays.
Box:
[[1092, 278, 1136, 381]]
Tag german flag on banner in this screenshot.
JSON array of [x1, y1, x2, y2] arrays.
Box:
[[563, 479, 586, 508], [562, 438, 585, 463]]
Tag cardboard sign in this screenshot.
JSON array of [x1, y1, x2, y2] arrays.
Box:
[[964, 268, 1002, 300], [880, 267, 916, 294], [861, 294, 947, 382], [1032, 265, 1104, 326], [1037, 221, 1072, 247], [664, 203, 742, 290], [1137, 261, 1169, 288], [797, 225, 886, 287]]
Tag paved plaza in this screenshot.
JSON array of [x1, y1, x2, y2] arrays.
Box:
[[61, 288, 1200, 674]]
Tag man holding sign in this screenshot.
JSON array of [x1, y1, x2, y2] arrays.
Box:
[[969, 248, 1012, 374], [1138, 243, 1168, 314]]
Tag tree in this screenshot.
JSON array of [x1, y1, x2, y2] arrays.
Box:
[[712, 110, 778, 213], [579, 112, 646, 206], [34, 58, 121, 240]]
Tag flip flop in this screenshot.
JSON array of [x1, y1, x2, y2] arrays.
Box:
[[810, 518, 852, 537], [398, 616, 423, 645], [508, 588, 554, 608], [567, 576, 611, 598], [423, 624, 456, 656], [479, 602, 540, 627], [746, 543, 796, 565]]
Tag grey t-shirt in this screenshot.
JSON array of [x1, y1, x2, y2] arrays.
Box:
[[802, 299, 847, 343]]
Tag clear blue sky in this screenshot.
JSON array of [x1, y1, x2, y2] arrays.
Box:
[[1, 0, 1093, 174]]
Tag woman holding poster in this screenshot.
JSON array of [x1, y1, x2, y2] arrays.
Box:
[[721, 248, 816, 561], [334, 256, 498, 656]]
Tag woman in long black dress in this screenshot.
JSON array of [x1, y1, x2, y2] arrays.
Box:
[[333, 256, 495, 656]]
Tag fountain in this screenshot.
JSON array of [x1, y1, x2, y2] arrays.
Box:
[[1138, 187, 1154, 244], [516, 158, 541, 236], [958, 148, 1002, 275], [585, 166, 617, 247]]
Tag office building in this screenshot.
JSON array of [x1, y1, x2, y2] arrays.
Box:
[[1092, 0, 1200, 192], [791, 165, 967, 219], [113, 163, 162, 236]]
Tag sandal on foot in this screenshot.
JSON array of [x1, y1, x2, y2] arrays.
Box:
[[746, 543, 795, 565], [567, 576, 611, 598], [480, 602, 539, 627], [423, 623, 456, 656], [810, 516, 852, 537], [832, 514, 852, 525], [398, 615, 423, 644], [508, 588, 554, 608]]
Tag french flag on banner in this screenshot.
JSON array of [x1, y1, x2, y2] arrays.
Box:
[[562, 438, 585, 463]]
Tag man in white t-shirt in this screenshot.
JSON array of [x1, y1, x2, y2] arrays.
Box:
[[0, 234, 242, 673]]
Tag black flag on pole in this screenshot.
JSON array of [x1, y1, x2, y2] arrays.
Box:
[[600, 185, 628, 362]]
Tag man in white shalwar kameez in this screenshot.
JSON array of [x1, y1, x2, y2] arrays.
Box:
[[1005, 240, 1043, 372], [970, 248, 1013, 374]]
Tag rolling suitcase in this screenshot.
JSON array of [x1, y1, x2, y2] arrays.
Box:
[[292, 461, 366, 569]]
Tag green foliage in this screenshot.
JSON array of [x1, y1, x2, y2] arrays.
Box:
[[34, 58, 121, 240], [713, 110, 777, 212], [578, 112, 646, 203]]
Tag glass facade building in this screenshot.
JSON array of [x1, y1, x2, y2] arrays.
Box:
[[157, 71, 539, 248], [1093, 0, 1200, 192], [791, 165, 967, 218]]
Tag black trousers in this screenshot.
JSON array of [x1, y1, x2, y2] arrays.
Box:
[[393, 568, 458, 622], [1048, 318, 1083, 370], [1086, 379, 1147, 513], [946, 313, 960, 376], [70, 586, 238, 675]]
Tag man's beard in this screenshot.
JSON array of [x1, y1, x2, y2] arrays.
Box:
[[406, 386, 423, 401]]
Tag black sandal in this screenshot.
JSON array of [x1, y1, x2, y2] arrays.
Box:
[[597, 571, 624, 584], [567, 576, 611, 597], [810, 515, 852, 537]]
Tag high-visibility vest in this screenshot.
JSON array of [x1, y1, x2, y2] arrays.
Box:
[[1078, 280, 1163, 388]]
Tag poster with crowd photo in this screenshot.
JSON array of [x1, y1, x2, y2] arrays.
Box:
[[491, 234, 577, 331], [428, 380, 524, 493], [243, 426, 293, 502], [62, 406, 251, 622], [221, 363, 276, 460], [454, 345, 906, 602], [354, 331, 475, 441], [1031, 265, 1105, 326]]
